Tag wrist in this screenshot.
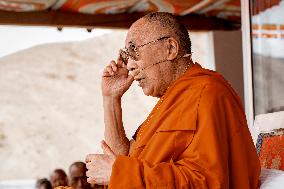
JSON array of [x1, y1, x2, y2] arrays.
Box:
[[103, 96, 122, 103]]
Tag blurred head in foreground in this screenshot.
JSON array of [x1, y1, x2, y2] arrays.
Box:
[[36, 178, 52, 189], [69, 161, 91, 189], [50, 169, 68, 188]]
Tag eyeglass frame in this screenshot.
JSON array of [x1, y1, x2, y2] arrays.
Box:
[[120, 36, 171, 63]]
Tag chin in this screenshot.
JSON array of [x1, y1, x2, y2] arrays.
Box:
[[142, 86, 152, 96], [142, 86, 159, 97], [142, 89, 151, 96]]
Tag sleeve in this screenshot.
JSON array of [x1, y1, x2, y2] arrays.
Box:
[[109, 155, 209, 189], [108, 83, 246, 189]]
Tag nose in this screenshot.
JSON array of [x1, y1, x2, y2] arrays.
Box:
[[126, 59, 138, 72], [127, 60, 141, 78]]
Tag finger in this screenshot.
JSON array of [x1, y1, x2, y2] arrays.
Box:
[[101, 140, 116, 156], [127, 74, 134, 85], [106, 65, 115, 76], [104, 60, 116, 75], [85, 154, 96, 163], [86, 170, 91, 177], [86, 162, 93, 170], [110, 61, 118, 72], [102, 72, 112, 77], [87, 177, 97, 184], [129, 69, 139, 78], [86, 170, 97, 178], [117, 50, 124, 67], [102, 69, 112, 77], [93, 178, 108, 185], [102, 65, 112, 77]]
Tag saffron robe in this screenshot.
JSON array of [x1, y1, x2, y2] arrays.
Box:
[[109, 63, 260, 189]]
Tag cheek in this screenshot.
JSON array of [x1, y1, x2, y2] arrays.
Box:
[[143, 74, 160, 95], [142, 46, 164, 60], [155, 48, 166, 59], [139, 50, 158, 67], [145, 68, 161, 82]]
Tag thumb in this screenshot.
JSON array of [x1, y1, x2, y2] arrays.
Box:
[[126, 73, 134, 85], [101, 140, 116, 157]]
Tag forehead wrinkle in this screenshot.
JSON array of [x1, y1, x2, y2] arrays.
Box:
[[126, 18, 174, 47], [125, 29, 144, 47]]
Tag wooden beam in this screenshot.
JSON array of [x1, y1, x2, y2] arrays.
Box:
[[0, 10, 240, 30]]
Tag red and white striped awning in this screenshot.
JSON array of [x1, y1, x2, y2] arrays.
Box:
[[0, 0, 241, 22], [252, 0, 282, 15]]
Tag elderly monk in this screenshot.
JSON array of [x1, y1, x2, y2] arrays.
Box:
[[86, 12, 260, 188]]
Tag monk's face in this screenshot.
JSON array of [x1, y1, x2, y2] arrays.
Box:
[[125, 18, 175, 97], [50, 171, 68, 188], [69, 165, 90, 189]]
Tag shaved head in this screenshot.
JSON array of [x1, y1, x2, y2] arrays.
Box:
[[125, 12, 193, 97], [143, 12, 191, 55], [128, 12, 191, 56]]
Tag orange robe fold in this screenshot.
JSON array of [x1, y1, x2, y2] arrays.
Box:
[[109, 63, 260, 189]]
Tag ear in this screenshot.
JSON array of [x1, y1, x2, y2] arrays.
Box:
[[166, 38, 179, 61]]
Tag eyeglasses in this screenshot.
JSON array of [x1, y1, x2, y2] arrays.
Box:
[[120, 36, 170, 63], [140, 53, 191, 71]]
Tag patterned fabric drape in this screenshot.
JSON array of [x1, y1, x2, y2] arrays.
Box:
[[0, 0, 241, 22], [252, 0, 282, 15]]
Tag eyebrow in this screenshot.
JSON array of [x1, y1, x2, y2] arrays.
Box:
[[128, 40, 135, 45], [126, 41, 136, 48]]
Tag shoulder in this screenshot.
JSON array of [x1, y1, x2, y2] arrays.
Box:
[[184, 73, 232, 99], [194, 75, 243, 116], [172, 69, 240, 112], [181, 73, 240, 113]]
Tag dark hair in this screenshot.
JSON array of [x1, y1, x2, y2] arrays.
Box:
[[35, 178, 52, 189], [143, 12, 192, 55], [52, 168, 67, 177], [69, 161, 87, 172]]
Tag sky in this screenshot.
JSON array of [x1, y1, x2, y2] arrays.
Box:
[[0, 26, 112, 58]]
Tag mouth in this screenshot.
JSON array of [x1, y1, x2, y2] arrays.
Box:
[[135, 78, 145, 87], [135, 76, 145, 82]]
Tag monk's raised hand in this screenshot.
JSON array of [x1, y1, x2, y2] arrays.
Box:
[[85, 141, 116, 185], [102, 50, 134, 98]]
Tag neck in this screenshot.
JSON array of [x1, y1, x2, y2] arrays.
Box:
[[172, 58, 192, 82], [157, 58, 192, 98]]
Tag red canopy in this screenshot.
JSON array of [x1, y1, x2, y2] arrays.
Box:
[[0, 0, 241, 30]]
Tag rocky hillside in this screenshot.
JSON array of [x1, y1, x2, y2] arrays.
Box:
[[0, 30, 209, 180], [0, 30, 157, 180]]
